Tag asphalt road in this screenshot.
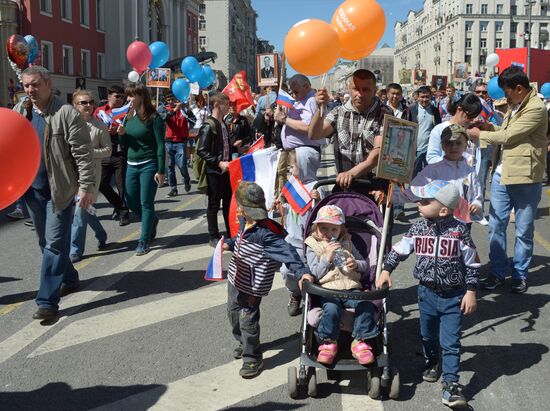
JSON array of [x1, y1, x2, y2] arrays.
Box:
[[1, 151, 550, 410]]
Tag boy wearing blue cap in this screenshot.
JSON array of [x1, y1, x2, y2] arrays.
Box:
[[377, 180, 480, 408]]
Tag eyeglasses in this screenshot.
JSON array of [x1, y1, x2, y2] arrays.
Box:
[[77, 100, 94, 106], [475, 90, 488, 96]]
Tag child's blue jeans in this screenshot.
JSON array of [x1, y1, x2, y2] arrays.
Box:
[[418, 284, 464, 383]]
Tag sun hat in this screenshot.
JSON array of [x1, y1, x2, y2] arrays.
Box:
[[235, 181, 268, 220], [410, 180, 460, 210], [312, 205, 345, 225]]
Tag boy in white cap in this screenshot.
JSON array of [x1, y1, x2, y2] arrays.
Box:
[[377, 180, 480, 408]]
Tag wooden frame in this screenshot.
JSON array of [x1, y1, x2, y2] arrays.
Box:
[[257, 53, 278, 87], [414, 69, 427, 85], [377, 114, 419, 184], [399, 68, 412, 84], [146, 68, 171, 88], [431, 75, 448, 91], [453, 62, 468, 82]]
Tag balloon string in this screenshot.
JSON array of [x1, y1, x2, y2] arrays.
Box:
[[320, 72, 328, 117]]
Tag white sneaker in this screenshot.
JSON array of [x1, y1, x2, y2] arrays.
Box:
[[477, 217, 489, 226]]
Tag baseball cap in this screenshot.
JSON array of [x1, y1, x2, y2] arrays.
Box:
[[441, 124, 468, 143], [235, 182, 268, 220], [410, 180, 460, 210], [312, 205, 345, 225]]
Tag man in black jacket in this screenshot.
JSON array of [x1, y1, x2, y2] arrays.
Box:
[[407, 85, 442, 176], [196, 92, 234, 247]]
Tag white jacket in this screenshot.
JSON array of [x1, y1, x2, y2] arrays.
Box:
[[411, 158, 483, 209]]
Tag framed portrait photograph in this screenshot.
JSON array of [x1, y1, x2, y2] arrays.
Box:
[[414, 69, 427, 85], [146, 68, 171, 88], [257, 53, 278, 87], [431, 75, 448, 91], [377, 114, 419, 184], [453, 63, 468, 82], [399, 68, 412, 84]]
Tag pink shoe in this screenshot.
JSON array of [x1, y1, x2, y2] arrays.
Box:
[[351, 339, 375, 365], [317, 342, 338, 365]]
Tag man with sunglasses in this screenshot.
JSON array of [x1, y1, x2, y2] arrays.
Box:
[[94, 85, 130, 226]]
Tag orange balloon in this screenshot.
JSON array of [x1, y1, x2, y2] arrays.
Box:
[[284, 19, 340, 76], [331, 0, 386, 60]]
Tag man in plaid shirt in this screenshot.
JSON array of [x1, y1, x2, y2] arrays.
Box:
[[308, 69, 392, 192]]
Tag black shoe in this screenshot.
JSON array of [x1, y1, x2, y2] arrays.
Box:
[[119, 210, 130, 227], [60, 281, 81, 297], [287, 294, 302, 317], [442, 381, 467, 407], [151, 217, 159, 240], [184, 182, 191, 193], [209, 238, 220, 248], [166, 189, 178, 198], [510, 278, 528, 294], [233, 346, 243, 359], [112, 209, 120, 220], [96, 240, 108, 251], [239, 359, 263, 378], [70, 254, 82, 264], [32, 307, 58, 321], [479, 274, 505, 290], [423, 362, 440, 382]]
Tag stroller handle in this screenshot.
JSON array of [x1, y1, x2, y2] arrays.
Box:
[[302, 281, 389, 301], [312, 178, 388, 192]]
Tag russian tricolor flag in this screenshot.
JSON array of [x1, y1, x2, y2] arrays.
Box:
[[111, 102, 131, 124], [282, 175, 313, 215], [204, 237, 225, 281], [479, 98, 494, 121], [276, 89, 295, 109]]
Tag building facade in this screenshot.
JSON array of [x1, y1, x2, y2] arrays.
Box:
[[394, 0, 550, 87], [359, 44, 395, 86], [0, 0, 18, 106], [199, 0, 257, 89]]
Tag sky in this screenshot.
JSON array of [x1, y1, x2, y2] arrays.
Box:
[[252, 0, 424, 54]]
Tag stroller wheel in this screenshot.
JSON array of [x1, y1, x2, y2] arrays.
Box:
[[389, 367, 400, 400], [368, 369, 381, 399], [288, 366, 298, 399], [307, 367, 317, 397]]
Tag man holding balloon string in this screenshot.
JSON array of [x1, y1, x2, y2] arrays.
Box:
[[13, 66, 95, 321]]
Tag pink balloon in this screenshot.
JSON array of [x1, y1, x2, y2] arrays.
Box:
[[126, 41, 152, 75]]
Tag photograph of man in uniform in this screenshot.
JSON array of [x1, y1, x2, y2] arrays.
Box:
[[399, 69, 412, 84], [261, 55, 275, 79], [414, 69, 427, 85], [432, 75, 448, 91], [384, 128, 411, 172]]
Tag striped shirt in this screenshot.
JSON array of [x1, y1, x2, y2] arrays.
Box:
[[325, 97, 392, 174]]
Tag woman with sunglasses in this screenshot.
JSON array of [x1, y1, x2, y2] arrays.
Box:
[[116, 83, 166, 255], [69, 90, 112, 263], [426, 93, 482, 165]]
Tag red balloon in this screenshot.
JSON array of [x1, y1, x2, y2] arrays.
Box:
[[0, 108, 40, 211], [126, 41, 152, 75], [6, 34, 29, 69]]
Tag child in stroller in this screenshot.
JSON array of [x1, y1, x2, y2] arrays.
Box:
[[304, 204, 379, 366]]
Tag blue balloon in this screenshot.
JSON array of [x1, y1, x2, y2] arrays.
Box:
[[541, 83, 550, 99], [197, 68, 211, 89], [24, 35, 38, 64], [487, 76, 505, 100], [172, 78, 190, 102], [181, 56, 202, 82], [202, 64, 216, 87], [149, 41, 170, 69]]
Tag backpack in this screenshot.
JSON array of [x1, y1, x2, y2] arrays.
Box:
[[192, 117, 218, 194]]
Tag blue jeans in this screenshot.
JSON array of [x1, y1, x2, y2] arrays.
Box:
[[316, 291, 378, 342], [418, 285, 464, 383], [488, 173, 542, 280], [413, 151, 427, 178], [70, 205, 107, 257], [165, 141, 190, 190], [24, 189, 79, 310]]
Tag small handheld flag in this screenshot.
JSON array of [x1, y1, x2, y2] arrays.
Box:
[[276, 89, 295, 109], [282, 175, 313, 215], [111, 102, 131, 124], [205, 236, 225, 281], [246, 136, 265, 154], [479, 98, 494, 121]]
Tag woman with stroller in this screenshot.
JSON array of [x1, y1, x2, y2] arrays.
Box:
[[304, 205, 378, 366]]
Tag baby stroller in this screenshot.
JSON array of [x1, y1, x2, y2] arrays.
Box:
[[287, 178, 400, 400]]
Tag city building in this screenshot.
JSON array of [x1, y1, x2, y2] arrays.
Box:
[[310, 60, 358, 93], [359, 44, 395, 86], [257, 39, 275, 54], [0, 0, 18, 106], [199, 0, 258, 89], [394, 0, 550, 88]]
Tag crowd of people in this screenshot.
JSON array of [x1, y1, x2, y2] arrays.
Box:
[[5, 63, 550, 407]]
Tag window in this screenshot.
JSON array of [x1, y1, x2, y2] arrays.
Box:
[[199, 18, 206, 30], [193, 17, 197, 31], [481, 4, 488, 14], [480, 54, 486, 65], [61, 0, 72, 21], [41, 41, 53, 71], [81, 49, 91, 77], [97, 52, 105, 78], [511, 22, 518, 33], [187, 14, 191, 28], [199, 36, 208, 48], [466, 38, 472, 48], [510, 39, 517, 48], [80, 0, 90, 27], [96, 0, 105, 31], [465, 55, 471, 64], [496, 38, 503, 48], [480, 38, 487, 48], [62, 45, 73, 75], [543, 5, 550, 16], [496, 4, 503, 14], [465, 21, 473, 31], [480, 21, 488, 32], [495, 21, 503, 32], [40, 0, 52, 14], [199, 3, 206, 14], [511, 5, 517, 15], [466, 4, 472, 14]]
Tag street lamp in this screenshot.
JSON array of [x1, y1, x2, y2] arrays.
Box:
[[448, 36, 454, 79], [525, 0, 535, 77]]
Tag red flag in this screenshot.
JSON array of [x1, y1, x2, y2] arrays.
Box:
[[222, 70, 255, 113], [246, 136, 265, 154]]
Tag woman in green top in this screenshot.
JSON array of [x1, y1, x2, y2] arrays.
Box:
[[117, 83, 166, 255]]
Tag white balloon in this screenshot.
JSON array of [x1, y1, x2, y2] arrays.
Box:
[[486, 53, 500, 67], [128, 70, 140, 82]]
